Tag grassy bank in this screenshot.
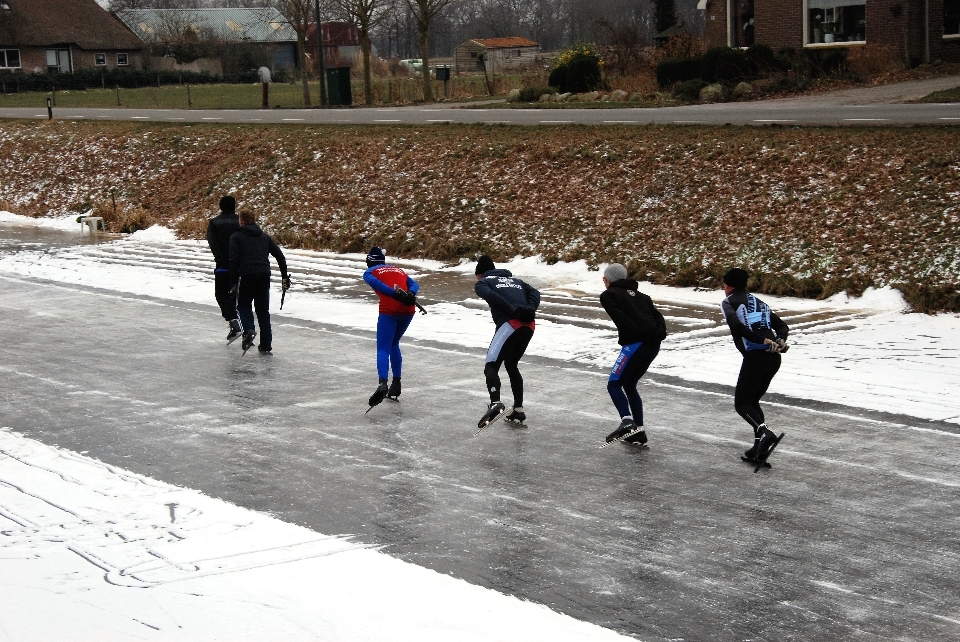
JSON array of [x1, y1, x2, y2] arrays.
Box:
[[1, 120, 957, 311]]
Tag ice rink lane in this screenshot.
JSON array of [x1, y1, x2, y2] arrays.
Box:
[[1, 275, 959, 641]]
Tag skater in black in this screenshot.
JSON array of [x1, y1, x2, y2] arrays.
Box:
[[720, 268, 789, 466], [600, 263, 667, 446], [206, 195, 242, 342], [474, 255, 540, 429], [228, 210, 290, 354]]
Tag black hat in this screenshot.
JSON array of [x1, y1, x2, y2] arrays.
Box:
[[475, 255, 496, 276], [219, 195, 236, 214], [366, 246, 386, 267], [723, 268, 749, 290]]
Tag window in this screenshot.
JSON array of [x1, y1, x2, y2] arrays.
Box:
[[117, 53, 129, 66], [95, 53, 106, 66], [807, 0, 866, 44], [46, 49, 71, 73], [731, 0, 755, 47], [0, 49, 20, 68], [946, 0, 960, 37]]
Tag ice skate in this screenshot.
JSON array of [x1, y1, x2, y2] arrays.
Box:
[[241, 330, 256, 355], [752, 426, 785, 472], [366, 379, 389, 412], [623, 429, 648, 446], [601, 418, 645, 448], [226, 319, 243, 344], [504, 407, 526, 424], [387, 378, 401, 401], [475, 402, 508, 435]]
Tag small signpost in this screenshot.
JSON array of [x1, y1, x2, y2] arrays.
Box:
[[259, 67, 271, 108]]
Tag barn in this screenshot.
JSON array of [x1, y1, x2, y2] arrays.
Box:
[[454, 37, 540, 74]]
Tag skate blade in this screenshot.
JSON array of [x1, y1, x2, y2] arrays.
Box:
[[741, 456, 771, 468], [227, 335, 241, 345], [753, 432, 785, 473], [599, 427, 645, 449], [474, 406, 511, 436]]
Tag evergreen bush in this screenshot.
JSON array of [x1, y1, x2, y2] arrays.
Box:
[[548, 43, 603, 94]]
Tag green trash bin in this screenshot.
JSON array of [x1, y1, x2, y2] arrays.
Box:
[[326, 67, 352, 106]]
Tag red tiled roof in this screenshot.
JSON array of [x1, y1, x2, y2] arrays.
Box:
[[0, 0, 142, 50], [471, 37, 539, 49]]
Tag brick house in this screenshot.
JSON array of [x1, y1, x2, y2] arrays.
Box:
[[454, 38, 541, 74], [0, 0, 143, 74], [699, 0, 960, 64]]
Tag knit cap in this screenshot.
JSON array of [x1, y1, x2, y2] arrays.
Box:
[[475, 255, 496, 276], [723, 268, 749, 289], [603, 263, 628, 282], [366, 247, 386, 266]]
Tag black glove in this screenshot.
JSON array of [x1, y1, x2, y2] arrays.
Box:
[[514, 307, 535, 323], [399, 290, 417, 306], [282, 275, 291, 292]]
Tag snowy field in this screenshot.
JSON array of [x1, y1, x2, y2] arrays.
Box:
[[1, 212, 959, 640]]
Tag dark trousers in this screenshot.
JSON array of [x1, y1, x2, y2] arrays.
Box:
[[237, 273, 272, 349], [214, 269, 237, 321], [484, 324, 534, 407], [734, 350, 782, 431], [607, 341, 661, 425]]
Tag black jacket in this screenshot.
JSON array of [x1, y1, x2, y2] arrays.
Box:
[[475, 269, 541, 328], [206, 212, 240, 268], [228, 224, 288, 281], [599, 279, 667, 345]]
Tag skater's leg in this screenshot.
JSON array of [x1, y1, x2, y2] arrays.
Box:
[[501, 327, 532, 408], [214, 269, 238, 321], [375, 314, 398, 380], [608, 343, 641, 420], [388, 314, 413, 379], [484, 324, 516, 403], [607, 380, 632, 419], [734, 351, 781, 430], [251, 275, 272, 349], [236, 276, 255, 337]]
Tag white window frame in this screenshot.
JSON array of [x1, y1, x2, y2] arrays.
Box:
[[0, 49, 21, 69], [803, 0, 867, 47], [117, 53, 129, 66], [46, 48, 72, 73], [95, 53, 106, 66]]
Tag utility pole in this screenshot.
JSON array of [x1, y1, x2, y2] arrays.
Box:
[[315, 0, 327, 106]]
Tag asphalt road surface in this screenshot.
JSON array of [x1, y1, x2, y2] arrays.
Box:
[[1, 271, 958, 641]]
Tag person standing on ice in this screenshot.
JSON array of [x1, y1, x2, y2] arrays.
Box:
[[206, 195, 242, 343], [228, 210, 290, 354], [363, 247, 419, 409], [599, 263, 667, 446], [474, 255, 540, 429], [720, 268, 789, 465]]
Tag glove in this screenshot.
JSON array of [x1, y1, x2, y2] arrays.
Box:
[[777, 338, 789, 354], [764, 338, 781, 354], [514, 307, 535, 323], [282, 276, 291, 292], [393, 286, 416, 306]]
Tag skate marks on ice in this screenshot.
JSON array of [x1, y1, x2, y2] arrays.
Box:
[[0, 428, 634, 642], [0, 427, 369, 589]]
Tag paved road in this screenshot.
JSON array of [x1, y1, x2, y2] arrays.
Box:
[[2, 273, 958, 641], [2, 77, 960, 127]]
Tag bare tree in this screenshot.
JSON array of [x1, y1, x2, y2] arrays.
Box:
[[333, 0, 390, 105], [274, 0, 314, 106], [404, 0, 457, 101]]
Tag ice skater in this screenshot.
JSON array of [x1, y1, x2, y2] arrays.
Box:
[[474, 255, 540, 429], [599, 263, 667, 446], [206, 195, 242, 342], [363, 247, 419, 409], [720, 268, 790, 467], [228, 210, 290, 354]]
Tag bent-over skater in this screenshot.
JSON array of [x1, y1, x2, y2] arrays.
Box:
[[363, 247, 419, 408], [720, 268, 789, 465], [206, 195, 242, 342], [600, 263, 667, 446], [474, 255, 540, 428], [228, 211, 289, 354]]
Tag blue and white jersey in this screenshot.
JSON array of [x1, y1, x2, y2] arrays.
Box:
[[721, 290, 789, 354]]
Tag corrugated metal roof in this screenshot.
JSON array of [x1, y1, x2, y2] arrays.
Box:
[[470, 38, 539, 49], [115, 8, 297, 44]]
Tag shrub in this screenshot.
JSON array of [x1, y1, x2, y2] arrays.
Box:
[[673, 78, 707, 102], [656, 56, 702, 88], [549, 43, 603, 93], [517, 86, 556, 102], [700, 47, 753, 83]]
